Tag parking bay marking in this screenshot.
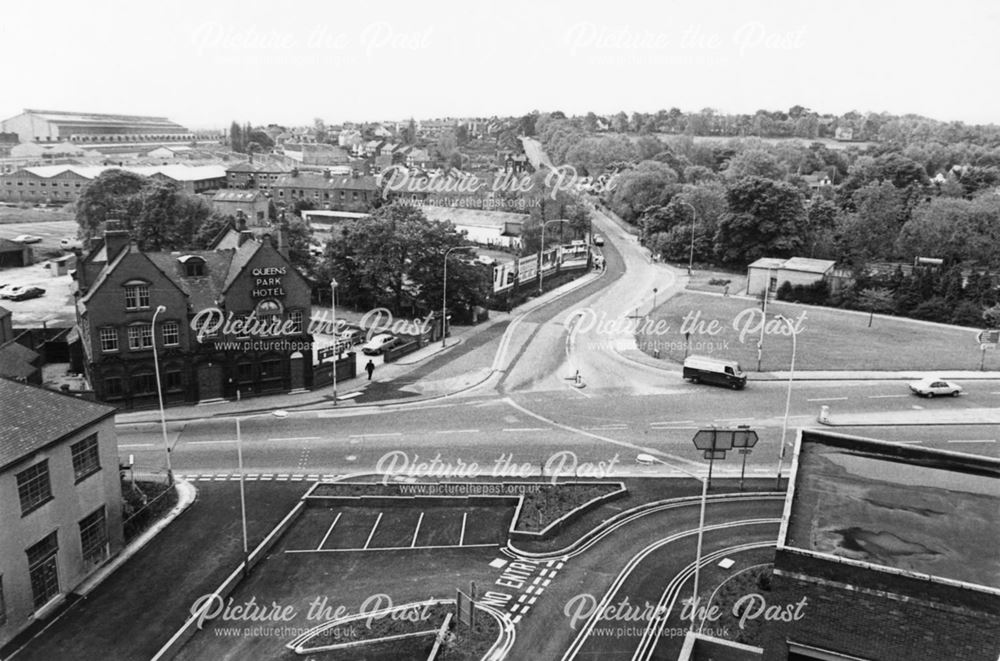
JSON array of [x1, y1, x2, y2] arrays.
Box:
[[411, 512, 424, 548], [363, 512, 383, 550], [318, 512, 342, 550], [807, 397, 848, 402]]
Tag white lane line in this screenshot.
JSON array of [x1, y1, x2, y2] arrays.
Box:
[[411, 512, 424, 548], [649, 426, 698, 430], [517, 594, 528, 603], [349, 433, 402, 439], [435, 429, 480, 435], [119, 443, 154, 448], [189, 440, 238, 444], [459, 512, 467, 546], [807, 397, 848, 402], [364, 513, 383, 550], [947, 439, 996, 444], [894, 441, 923, 445], [713, 418, 747, 422], [502, 427, 545, 432], [651, 420, 693, 425], [269, 436, 321, 442], [868, 394, 909, 399], [318, 512, 342, 550], [583, 424, 628, 430]]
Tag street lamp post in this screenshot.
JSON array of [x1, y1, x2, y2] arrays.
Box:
[[538, 219, 570, 296], [442, 246, 473, 348], [639, 454, 708, 632], [774, 315, 798, 489], [330, 279, 338, 406], [151, 305, 173, 484]]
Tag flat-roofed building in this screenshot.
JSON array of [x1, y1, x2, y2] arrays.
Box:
[[0, 378, 122, 651]]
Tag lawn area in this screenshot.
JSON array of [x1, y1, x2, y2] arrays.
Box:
[[0, 203, 75, 224], [639, 291, 989, 371], [686, 267, 748, 296]]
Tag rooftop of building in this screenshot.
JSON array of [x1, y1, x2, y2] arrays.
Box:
[[0, 377, 116, 471], [272, 172, 378, 190], [13, 164, 226, 182], [747, 256, 836, 273], [14, 109, 187, 129], [781, 430, 1000, 591], [211, 189, 269, 202]]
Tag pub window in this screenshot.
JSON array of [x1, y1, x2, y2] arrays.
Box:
[[26, 533, 59, 609], [131, 372, 157, 395], [237, 362, 254, 383], [165, 370, 183, 391], [99, 326, 119, 352], [79, 507, 109, 565], [162, 321, 180, 346], [182, 256, 205, 276], [127, 324, 153, 350], [124, 281, 150, 310], [256, 300, 282, 335], [261, 359, 282, 379], [105, 376, 124, 398], [16, 461, 52, 515], [70, 434, 101, 482], [289, 309, 304, 333]]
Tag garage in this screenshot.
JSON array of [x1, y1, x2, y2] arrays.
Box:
[[0, 237, 32, 268]]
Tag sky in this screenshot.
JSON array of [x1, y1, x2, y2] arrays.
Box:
[[2, 0, 998, 129]]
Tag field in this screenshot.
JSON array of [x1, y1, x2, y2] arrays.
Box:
[[640, 291, 990, 371]]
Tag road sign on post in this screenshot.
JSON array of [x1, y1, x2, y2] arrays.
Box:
[[703, 450, 726, 460], [693, 429, 734, 451]]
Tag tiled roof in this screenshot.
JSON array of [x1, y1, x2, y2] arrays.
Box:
[[0, 342, 38, 380], [212, 190, 267, 202], [145, 250, 234, 311], [223, 240, 262, 292], [0, 377, 115, 471]]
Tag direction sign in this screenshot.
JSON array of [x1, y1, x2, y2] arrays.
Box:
[[732, 429, 759, 448], [978, 329, 1000, 344], [692, 429, 734, 451], [738, 449, 753, 454], [703, 450, 726, 460]]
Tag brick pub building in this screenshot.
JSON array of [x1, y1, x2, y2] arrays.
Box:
[[74, 222, 315, 408]]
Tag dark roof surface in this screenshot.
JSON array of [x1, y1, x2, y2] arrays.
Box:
[[0, 377, 115, 470]]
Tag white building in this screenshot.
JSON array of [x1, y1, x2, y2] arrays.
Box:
[[746, 257, 836, 296]]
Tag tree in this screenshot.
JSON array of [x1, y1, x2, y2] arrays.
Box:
[[984, 303, 1000, 328], [403, 118, 417, 145], [836, 181, 905, 263], [229, 121, 243, 152], [313, 118, 328, 143], [75, 169, 148, 240], [321, 203, 489, 315], [611, 111, 629, 133], [606, 161, 679, 223], [858, 287, 895, 327], [714, 177, 806, 265], [722, 148, 786, 180]]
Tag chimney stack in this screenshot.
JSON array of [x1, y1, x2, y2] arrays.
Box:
[[104, 220, 130, 259], [276, 222, 290, 259]]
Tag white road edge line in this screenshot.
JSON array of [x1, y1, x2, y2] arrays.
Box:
[[807, 397, 848, 402], [947, 439, 996, 444]]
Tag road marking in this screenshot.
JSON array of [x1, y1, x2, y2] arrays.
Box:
[[502, 427, 545, 432], [649, 426, 698, 430], [807, 397, 848, 402], [269, 436, 322, 442], [525, 585, 535, 594], [459, 512, 467, 546], [411, 512, 424, 548], [435, 429, 480, 435], [119, 443, 154, 448], [528, 596, 538, 605], [894, 441, 923, 445], [285, 542, 499, 553], [713, 418, 747, 422], [349, 433, 401, 439], [947, 439, 996, 444], [318, 512, 342, 550], [189, 440, 238, 444], [510, 604, 520, 613], [651, 420, 693, 425], [364, 513, 383, 550], [512, 614, 522, 625], [868, 394, 908, 399], [517, 594, 527, 603], [583, 424, 628, 430]]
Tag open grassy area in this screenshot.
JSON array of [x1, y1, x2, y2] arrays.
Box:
[[640, 292, 988, 371], [686, 267, 748, 296], [0, 204, 75, 224]]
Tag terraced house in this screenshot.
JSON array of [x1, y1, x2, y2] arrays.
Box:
[[74, 222, 314, 408]]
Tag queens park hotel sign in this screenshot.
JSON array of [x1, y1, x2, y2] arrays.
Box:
[[251, 266, 287, 298]]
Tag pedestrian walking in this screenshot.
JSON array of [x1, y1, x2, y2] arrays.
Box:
[[723, 284, 730, 297], [365, 360, 375, 381]]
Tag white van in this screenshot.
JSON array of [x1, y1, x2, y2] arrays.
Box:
[[682, 355, 747, 390]]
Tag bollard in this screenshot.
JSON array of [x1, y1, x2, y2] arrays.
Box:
[[818, 405, 830, 424]]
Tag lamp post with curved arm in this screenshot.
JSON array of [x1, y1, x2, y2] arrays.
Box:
[[774, 314, 798, 489], [442, 246, 474, 348], [678, 200, 697, 276], [538, 219, 570, 295], [151, 305, 173, 484]]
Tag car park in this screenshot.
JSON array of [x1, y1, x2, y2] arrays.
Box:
[[361, 333, 398, 355], [13, 234, 43, 244], [2, 286, 45, 301], [908, 377, 963, 398], [339, 328, 364, 345]]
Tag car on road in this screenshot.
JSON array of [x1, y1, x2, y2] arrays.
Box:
[[908, 377, 963, 398], [361, 333, 398, 355], [13, 234, 43, 244], [2, 286, 45, 301], [592, 234, 605, 246], [60, 237, 84, 250]]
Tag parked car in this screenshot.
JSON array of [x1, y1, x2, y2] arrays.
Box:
[[682, 355, 747, 390], [60, 237, 83, 250], [13, 234, 43, 244], [339, 328, 364, 345], [3, 286, 45, 301], [908, 377, 962, 398], [0, 284, 14, 298], [361, 333, 398, 355], [592, 234, 605, 246]]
